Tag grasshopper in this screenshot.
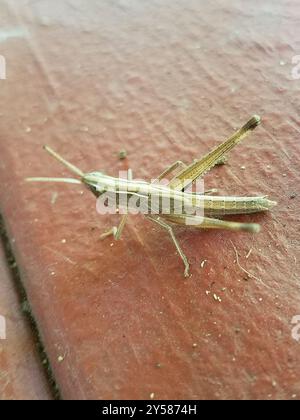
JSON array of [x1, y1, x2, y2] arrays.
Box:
[[26, 115, 276, 277]]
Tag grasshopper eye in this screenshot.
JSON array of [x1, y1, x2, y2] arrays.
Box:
[[82, 172, 108, 197], [86, 171, 104, 177], [82, 171, 104, 184]]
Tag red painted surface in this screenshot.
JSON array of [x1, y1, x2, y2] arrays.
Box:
[[0, 0, 299, 399], [0, 242, 52, 400]]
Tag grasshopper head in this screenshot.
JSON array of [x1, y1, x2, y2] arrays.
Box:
[[82, 172, 108, 197]]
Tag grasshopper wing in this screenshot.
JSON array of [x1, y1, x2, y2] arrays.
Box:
[[168, 115, 261, 191]]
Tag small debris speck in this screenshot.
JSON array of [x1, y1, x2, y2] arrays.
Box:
[[119, 149, 127, 160], [290, 193, 296, 199], [215, 156, 227, 166], [58, 355, 64, 363], [25, 126, 32, 133], [21, 301, 31, 314], [192, 343, 198, 348], [240, 165, 246, 170], [200, 259, 207, 268], [61, 239, 66, 244], [245, 248, 253, 259], [150, 393, 155, 399], [51, 192, 58, 205]]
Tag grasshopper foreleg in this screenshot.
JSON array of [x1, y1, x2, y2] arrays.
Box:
[[100, 214, 128, 240], [100, 169, 133, 241]]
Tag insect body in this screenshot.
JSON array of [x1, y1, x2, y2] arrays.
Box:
[[27, 115, 276, 277]]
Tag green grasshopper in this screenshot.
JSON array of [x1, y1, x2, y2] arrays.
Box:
[[26, 115, 276, 277]]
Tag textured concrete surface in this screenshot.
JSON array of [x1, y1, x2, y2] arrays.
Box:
[[0, 0, 299, 399]]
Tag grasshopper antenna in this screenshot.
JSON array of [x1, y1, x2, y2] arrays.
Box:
[[42, 145, 84, 177], [25, 146, 84, 184], [26, 177, 82, 184]]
